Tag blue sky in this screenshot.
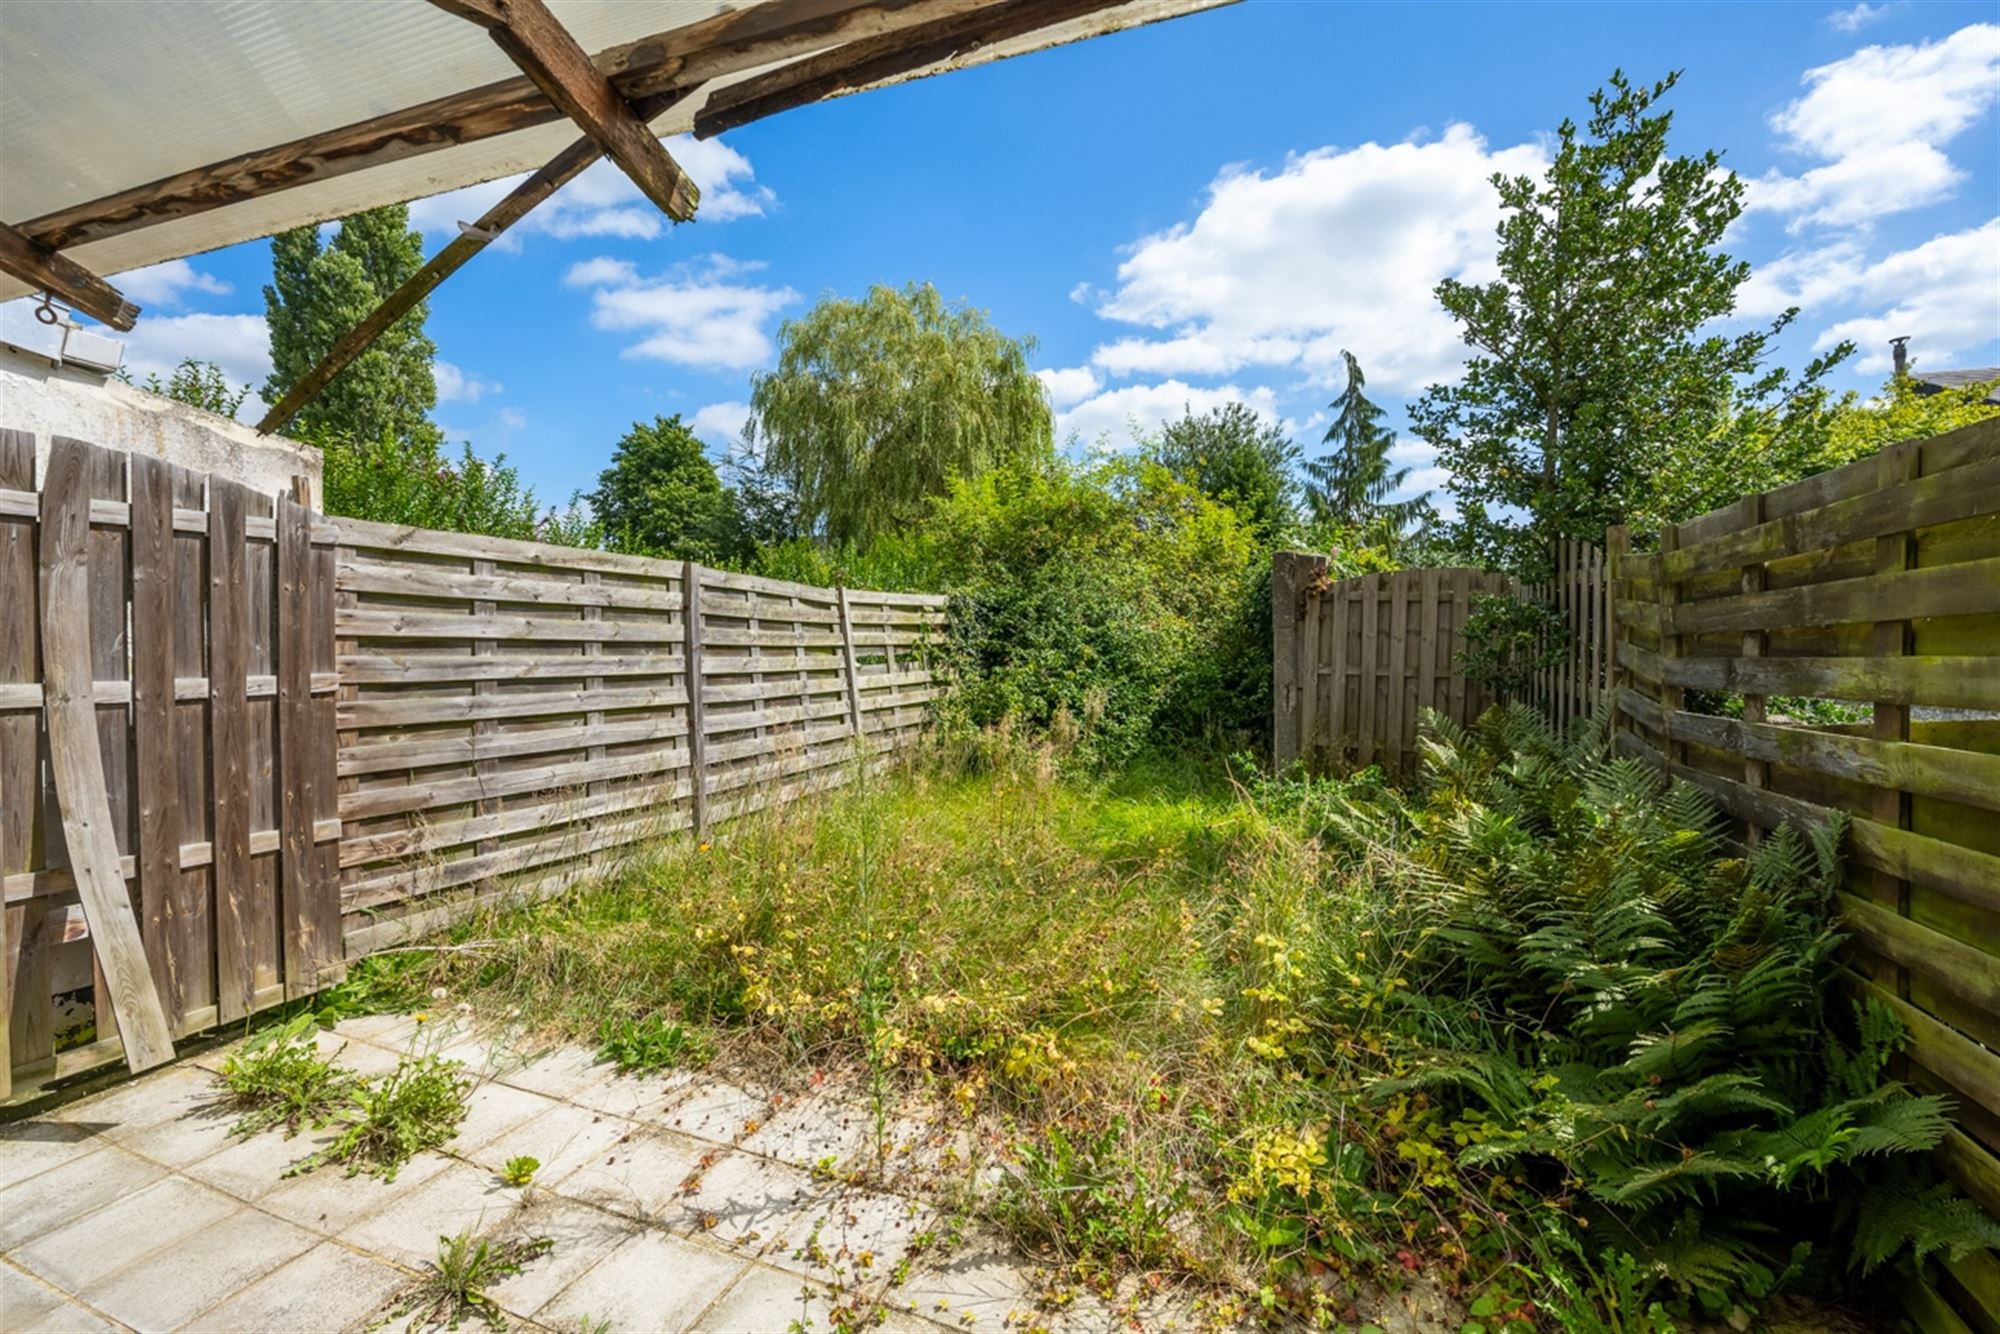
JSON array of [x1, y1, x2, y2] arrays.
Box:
[[100, 0, 2000, 514]]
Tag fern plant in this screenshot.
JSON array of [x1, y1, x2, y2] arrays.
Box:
[[1328, 706, 1996, 1307]]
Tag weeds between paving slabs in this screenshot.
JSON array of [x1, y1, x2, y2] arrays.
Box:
[[349, 711, 1996, 1332], [396, 1229, 553, 1330]]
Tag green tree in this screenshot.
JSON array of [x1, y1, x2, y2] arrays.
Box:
[[748, 282, 1052, 547], [1305, 350, 1432, 546], [588, 415, 740, 563], [1823, 371, 2000, 467], [316, 425, 589, 545], [263, 206, 440, 446], [1147, 402, 1298, 543], [1410, 71, 1845, 572]]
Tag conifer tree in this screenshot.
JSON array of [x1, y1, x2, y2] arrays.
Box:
[[1304, 350, 1430, 543]]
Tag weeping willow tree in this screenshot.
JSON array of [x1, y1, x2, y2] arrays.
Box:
[[747, 282, 1052, 547]]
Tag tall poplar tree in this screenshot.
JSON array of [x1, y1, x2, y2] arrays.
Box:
[[262, 205, 441, 447]]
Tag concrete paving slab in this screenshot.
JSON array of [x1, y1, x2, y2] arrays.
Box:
[[49, 1065, 217, 1142], [548, 1126, 709, 1220], [78, 1207, 317, 1330], [0, 1259, 69, 1330], [690, 1262, 836, 1333], [0, 1120, 101, 1192], [254, 1150, 453, 1236], [179, 1240, 410, 1334], [672, 1150, 829, 1257], [11, 1299, 121, 1333], [782, 1185, 942, 1283], [475, 1100, 634, 1182], [116, 1094, 241, 1170], [181, 1122, 332, 1201], [492, 1043, 619, 1102], [11, 1174, 240, 1293], [339, 1160, 525, 1268], [658, 1078, 767, 1146], [534, 1228, 746, 1333], [481, 1197, 642, 1320], [740, 1091, 879, 1172], [452, 1080, 561, 1155], [0, 1145, 164, 1251], [567, 1066, 696, 1119], [896, 1231, 1046, 1333]]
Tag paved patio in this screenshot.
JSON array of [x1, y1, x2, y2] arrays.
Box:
[[1, 1015, 1271, 1334]]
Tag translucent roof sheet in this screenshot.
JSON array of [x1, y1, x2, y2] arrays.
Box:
[[0, 0, 1226, 307]]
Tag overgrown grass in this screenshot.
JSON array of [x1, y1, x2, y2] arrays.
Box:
[[372, 721, 1985, 1331]]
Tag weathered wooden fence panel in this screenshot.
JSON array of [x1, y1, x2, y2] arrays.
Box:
[[1, 436, 337, 1097], [329, 522, 945, 958], [1610, 417, 2000, 1320], [1519, 538, 1610, 735], [1273, 556, 1509, 772], [1, 435, 946, 1101]]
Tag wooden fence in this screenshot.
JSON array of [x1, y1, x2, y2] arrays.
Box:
[[1609, 416, 2000, 1324], [1518, 537, 1610, 735], [1273, 543, 1609, 771], [1, 433, 944, 1100], [1272, 560, 1511, 771]]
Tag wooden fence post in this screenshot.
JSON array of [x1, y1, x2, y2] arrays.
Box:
[[1869, 441, 1921, 1000], [1737, 494, 1769, 845], [1271, 552, 1324, 769], [129, 454, 182, 1018], [1657, 523, 1684, 774], [1605, 526, 1630, 751], [683, 560, 709, 837], [836, 583, 865, 742], [208, 477, 252, 1023]]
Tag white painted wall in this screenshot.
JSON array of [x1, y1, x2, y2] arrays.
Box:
[[0, 340, 321, 504]]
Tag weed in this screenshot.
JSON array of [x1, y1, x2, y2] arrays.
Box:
[[595, 1013, 714, 1075], [397, 1229, 552, 1330], [1000, 1120, 1191, 1274], [214, 1012, 357, 1137], [288, 1053, 469, 1181], [500, 1155, 539, 1188]]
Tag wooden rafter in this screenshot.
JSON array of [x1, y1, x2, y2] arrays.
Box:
[[0, 221, 138, 330], [14, 0, 995, 255], [256, 87, 688, 437], [697, 0, 1129, 138], [428, 0, 698, 222]]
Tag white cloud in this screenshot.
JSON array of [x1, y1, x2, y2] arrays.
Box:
[[116, 312, 271, 422], [1808, 219, 2000, 372], [1034, 365, 1100, 408], [497, 407, 528, 430], [1735, 240, 1867, 318], [570, 254, 797, 370], [433, 360, 501, 403], [1054, 379, 1280, 452], [1088, 125, 1546, 394], [1749, 23, 2000, 229], [112, 260, 232, 308], [406, 134, 775, 247], [563, 257, 638, 288], [690, 400, 753, 446], [1827, 3, 1892, 33]]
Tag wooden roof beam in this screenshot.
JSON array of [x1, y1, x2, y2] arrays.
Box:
[[256, 88, 688, 438], [428, 0, 697, 222], [697, 0, 1141, 138], [0, 221, 139, 330], [14, 0, 990, 255]]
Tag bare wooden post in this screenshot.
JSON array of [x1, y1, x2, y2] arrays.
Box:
[[1296, 581, 1322, 769], [1605, 526, 1630, 751], [0, 429, 43, 1095], [1737, 495, 1770, 845], [1271, 552, 1323, 769], [209, 478, 253, 1022], [129, 454, 183, 1019], [1869, 441, 1920, 999], [836, 584, 865, 742], [1657, 524, 1685, 775], [682, 561, 709, 837]]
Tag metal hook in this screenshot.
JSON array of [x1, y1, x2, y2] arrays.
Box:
[[33, 291, 62, 326]]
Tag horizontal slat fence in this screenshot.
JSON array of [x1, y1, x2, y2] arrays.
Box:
[[1609, 417, 2000, 1326], [1273, 559, 1509, 772], [329, 522, 945, 958], [2, 429, 946, 1101]]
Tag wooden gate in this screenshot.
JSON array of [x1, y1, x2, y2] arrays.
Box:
[[2, 433, 340, 1097]]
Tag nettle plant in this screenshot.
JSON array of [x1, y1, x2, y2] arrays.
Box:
[[1327, 707, 1999, 1313]]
